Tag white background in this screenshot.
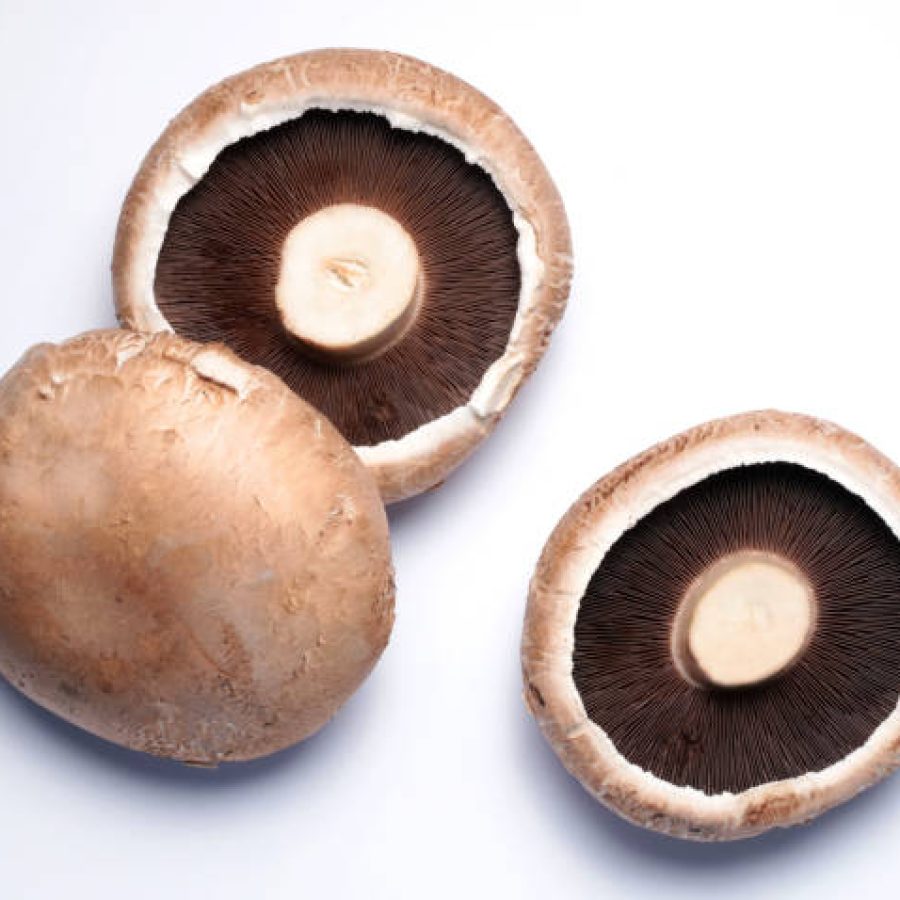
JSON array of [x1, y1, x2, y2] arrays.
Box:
[[1, 1, 900, 897]]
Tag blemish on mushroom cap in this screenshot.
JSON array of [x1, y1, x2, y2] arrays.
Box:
[[0, 329, 395, 763], [113, 49, 573, 502], [523, 410, 900, 840]]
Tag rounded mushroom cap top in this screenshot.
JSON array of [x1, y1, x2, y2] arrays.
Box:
[[0, 329, 394, 763], [523, 410, 900, 840], [113, 48, 573, 503]]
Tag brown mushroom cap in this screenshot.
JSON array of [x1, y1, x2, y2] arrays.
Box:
[[0, 329, 394, 763], [523, 410, 900, 840], [113, 48, 573, 503]]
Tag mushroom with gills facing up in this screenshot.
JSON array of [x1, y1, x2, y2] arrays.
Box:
[[0, 329, 394, 764], [523, 410, 900, 840], [113, 48, 573, 503]]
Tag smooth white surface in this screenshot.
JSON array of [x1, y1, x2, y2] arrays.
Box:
[[2, 1, 900, 897]]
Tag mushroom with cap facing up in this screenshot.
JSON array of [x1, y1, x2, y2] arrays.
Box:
[[523, 410, 900, 840], [0, 330, 394, 763], [113, 48, 573, 503]]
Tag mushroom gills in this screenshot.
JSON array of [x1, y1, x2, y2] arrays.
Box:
[[573, 462, 900, 795], [154, 108, 522, 447]]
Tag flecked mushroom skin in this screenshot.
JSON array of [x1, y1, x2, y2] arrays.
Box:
[[0, 330, 394, 763], [112, 48, 573, 503], [522, 410, 900, 840]]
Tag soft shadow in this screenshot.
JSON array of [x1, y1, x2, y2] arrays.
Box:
[[516, 692, 900, 871], [86, 287, 121, 331], [0, 674, 362, 793], [386, 482, 441, 534]]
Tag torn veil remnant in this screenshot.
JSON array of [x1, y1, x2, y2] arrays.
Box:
[[0, 329, 395, 764], [113, 49, 573, 502], [523, 410, 900, 840]]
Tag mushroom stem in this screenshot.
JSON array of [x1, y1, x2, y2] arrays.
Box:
[[275, 203, 422, 362], [671, 551, 816, 689]]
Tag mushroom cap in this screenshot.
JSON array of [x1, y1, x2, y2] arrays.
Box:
[[522, 410, 900, 840], [0, 329, 394, 763], [112, 48, 573, 503]]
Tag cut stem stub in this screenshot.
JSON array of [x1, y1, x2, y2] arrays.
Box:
[[672, 551, 816, 689], [275, 203, 422, 362]]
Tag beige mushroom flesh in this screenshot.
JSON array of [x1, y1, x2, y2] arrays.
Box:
[[523, 411, 900, 840], [0, 330, 395, 763], [113, 48, 573, 502]]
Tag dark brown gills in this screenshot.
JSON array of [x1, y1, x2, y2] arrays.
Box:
[[574, 463, 900, 795], [155, 110, 521, 446]]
